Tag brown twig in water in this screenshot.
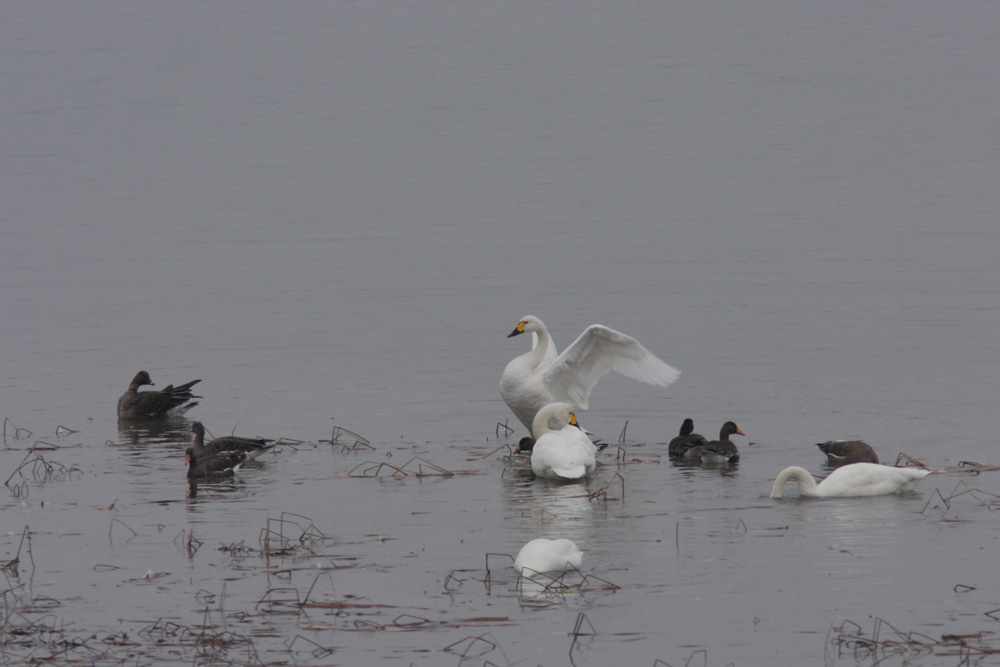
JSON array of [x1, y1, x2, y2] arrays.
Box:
[[186, 526, 202, 557], [109, 518, 137, 541], [327, 426, 373, 452], [569, 612, 596, 666], [921, 487, 952, 513], [3, 418, 31, 440], [302, 572, 337, 607], [515, 562, 619, 600], [255, 587, 303, 615], [4, 451, 35, 486], [347, 456, 455, 478], [496, 421, 514, 438], [1, 526, 30, 577], [5, 452, 81, 487], [589, 472, 626, 503], [285, 634, 335, 657], [259, 512, 326, 557], [444, 633, 500, 661], [484, 553, 515, 594], [827, 616, 965, 665], [618, 421, 628, 443], [476, 442, 512, 460], [894, 452, 929, 468]]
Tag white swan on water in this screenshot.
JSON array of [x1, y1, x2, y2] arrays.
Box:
[[514, 538, 583, 575], [529, 402, 597, 480], [500, 315, 680, 434], [770, 463, 931, 498]]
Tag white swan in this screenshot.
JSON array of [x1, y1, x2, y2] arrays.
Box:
[[770, 463, 931, 498], [500, 315, 680, 433], [529, 402, 598, 480], [514, 538, 583, 575]]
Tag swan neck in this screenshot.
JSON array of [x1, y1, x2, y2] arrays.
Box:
[[528, 328, 551, 368], [771, 466, 821, 497], [532, 403, 569, 438]]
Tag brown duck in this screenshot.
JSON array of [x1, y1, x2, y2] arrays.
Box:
[[117, 370, 201, 419], [185, 447, 246, 480], [816, 440, 879, 466], [188, 422, 274, 460]]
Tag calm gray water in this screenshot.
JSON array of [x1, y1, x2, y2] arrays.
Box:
[[2, 2, 999, 665]]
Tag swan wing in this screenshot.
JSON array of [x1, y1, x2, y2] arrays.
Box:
[[541, 325, 680, 409], [823, 463, 930, 497]]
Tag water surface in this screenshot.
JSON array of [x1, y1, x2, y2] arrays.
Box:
[[2, 2, 999, 665]]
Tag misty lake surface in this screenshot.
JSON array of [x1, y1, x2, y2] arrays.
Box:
[[2, 2, 1000, 665]]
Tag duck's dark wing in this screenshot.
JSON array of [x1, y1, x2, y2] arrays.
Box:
[[186, 449, 246, 479], [700, 438, 740, 462], [119, 378, 201, 419], [668, 434, 708, 458], [816, 440, 878, 465], [204, 435, 275, 459]]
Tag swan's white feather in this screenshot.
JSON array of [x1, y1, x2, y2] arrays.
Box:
[[514, 538, 582, 575], [544, 325, 680, 408], [771, 463, 931, 498], [529, 403, 598, 480], [501, 316, 679, 432]]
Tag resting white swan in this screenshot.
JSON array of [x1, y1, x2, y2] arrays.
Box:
[[529, 402, 598, 480], [500, 315, 680, 433], [514, 538, 583, 575], [770, 463, 931, 498]]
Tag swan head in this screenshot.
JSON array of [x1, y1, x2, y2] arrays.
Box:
[[531, 402, 580, 438], [508, 315, 544, 338]]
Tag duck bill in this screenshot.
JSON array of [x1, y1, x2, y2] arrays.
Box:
[[736, 428, 746, 436]]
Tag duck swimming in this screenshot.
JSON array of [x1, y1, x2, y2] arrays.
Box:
[[816, 440, 879, 466], [668, 417, 708, 458], [118, 370, 201, 419]]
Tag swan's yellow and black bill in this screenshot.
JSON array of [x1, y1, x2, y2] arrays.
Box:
[[507, 321, 527, 338]]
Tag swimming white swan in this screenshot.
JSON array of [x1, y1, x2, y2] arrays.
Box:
[[514, 538, 583, 575], [770, 463, 931, 498], [500, 315, 680, 433], [529, 402, 598, 480]]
